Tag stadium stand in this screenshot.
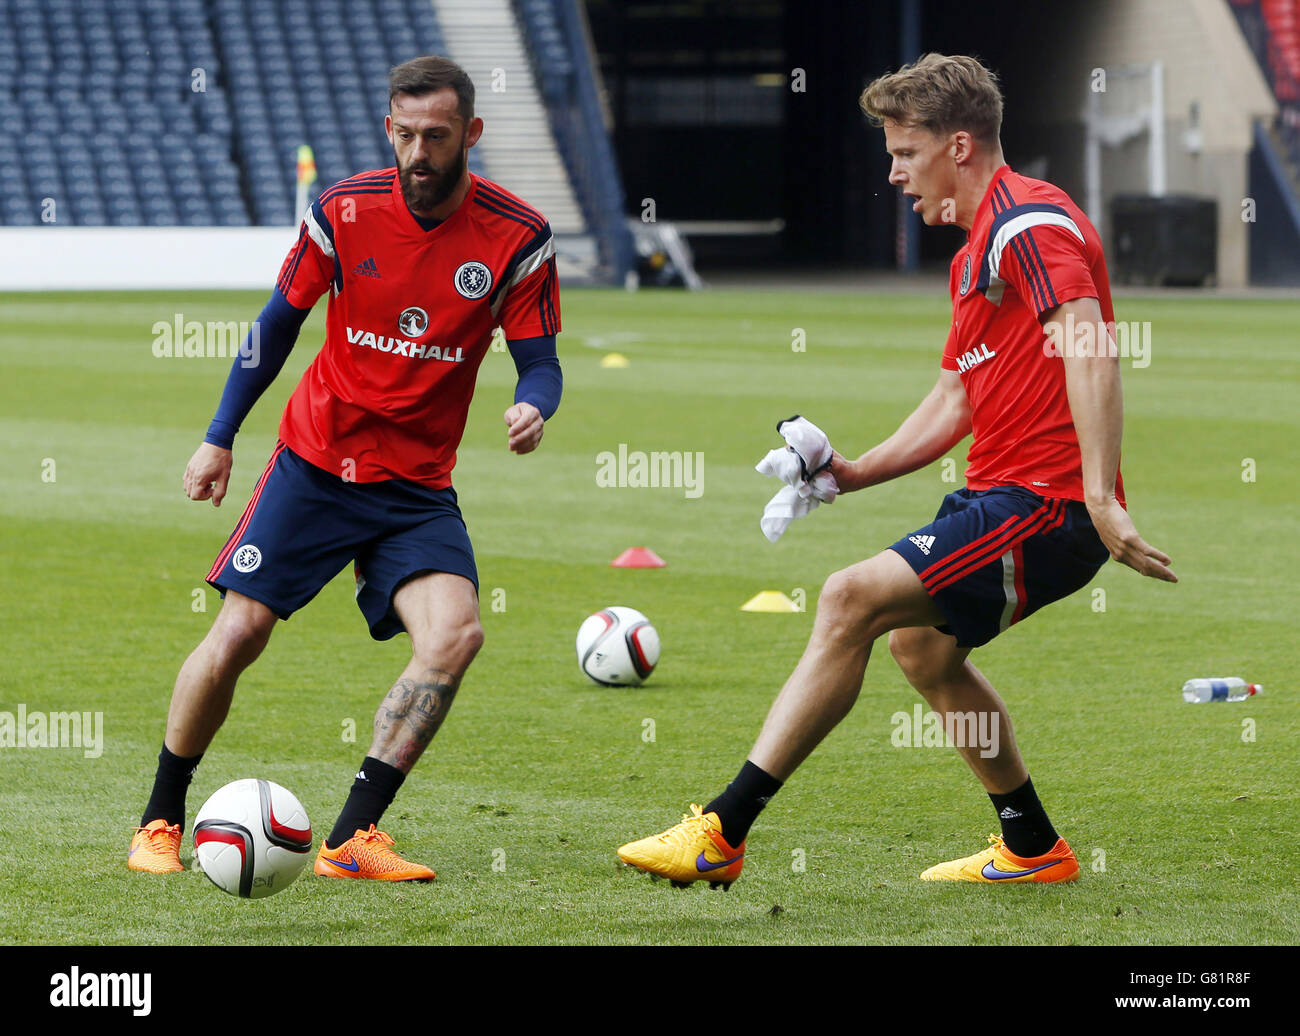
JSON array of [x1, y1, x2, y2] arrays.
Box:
[[509, 0, 635, 280], [0, 0, 247, 227], [1227, 0, 1300, 280], [1231, 0, 1300, 175], [435, 0, 583, 233], [0, 0, 632, 279], [208, 0, 471, 225]]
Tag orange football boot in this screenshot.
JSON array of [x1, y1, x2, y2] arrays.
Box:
[[313, 825, 436, 882], [128, 819, 184, 873]]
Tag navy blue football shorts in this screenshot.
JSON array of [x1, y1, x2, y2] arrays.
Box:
[[889, 486, 1109, 649], [207, 442, 478, 641]]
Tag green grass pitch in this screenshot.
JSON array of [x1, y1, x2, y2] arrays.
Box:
[[0, 285, 1296, 945]]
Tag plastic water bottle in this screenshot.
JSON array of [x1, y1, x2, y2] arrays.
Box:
[[1181, 678, 1262, 704]]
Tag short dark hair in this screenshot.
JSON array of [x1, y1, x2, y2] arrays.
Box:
[[388, 56, 475, 122]]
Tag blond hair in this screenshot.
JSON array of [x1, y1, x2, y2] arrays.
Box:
[[859, 53, 1003, 147]]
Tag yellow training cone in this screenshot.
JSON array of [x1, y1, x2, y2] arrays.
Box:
[[600, 352, 630, 368], [740, 591, 799, 613]]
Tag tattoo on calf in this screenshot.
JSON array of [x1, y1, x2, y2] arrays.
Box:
[[374, 668, 462, 772]]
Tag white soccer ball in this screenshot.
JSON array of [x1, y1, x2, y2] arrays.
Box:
[[576, 606, 660, 686], [193, 778, 313, 899]]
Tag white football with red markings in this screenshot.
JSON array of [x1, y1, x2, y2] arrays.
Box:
[[193, 778, 313, 899], [576, 606, 660, 686]]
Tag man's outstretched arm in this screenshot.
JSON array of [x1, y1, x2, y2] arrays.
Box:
[[830, 369, 972, 492], [1053, 295, 1176, 583]]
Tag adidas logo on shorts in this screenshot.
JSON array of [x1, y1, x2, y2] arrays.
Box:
[[909, 534, 936, 556]]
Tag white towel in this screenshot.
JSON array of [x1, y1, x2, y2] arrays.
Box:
[[755, 445, 804, 487], [778, 415, 834, 479], [756, 416, 840, 542], [759, 484, 812, 542]]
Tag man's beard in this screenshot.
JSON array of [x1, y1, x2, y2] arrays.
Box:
[[397, 142, 465, 213]]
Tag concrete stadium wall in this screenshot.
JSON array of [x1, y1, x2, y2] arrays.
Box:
[[1026, 0, 1276, 287], [0, 227, 300, 291], [0, 226, 600, 290]]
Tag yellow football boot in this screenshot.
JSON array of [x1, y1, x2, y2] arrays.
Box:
[[618, 804, 745, 889], [920, 833, 1079, 883]]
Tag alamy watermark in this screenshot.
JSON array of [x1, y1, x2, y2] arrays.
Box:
[[1043, 313, 1151, 368], [890, 704, 999, 759], [151, 313, 261, 368], [595, 443, 704, 499], [0, 705, 103, 758], [49, 968, 150, 1015]]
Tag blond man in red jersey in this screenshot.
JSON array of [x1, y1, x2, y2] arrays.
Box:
[[619, 54, 1175, 888]]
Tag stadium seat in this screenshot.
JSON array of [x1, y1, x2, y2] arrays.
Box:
[[0, 0, 468, 228]]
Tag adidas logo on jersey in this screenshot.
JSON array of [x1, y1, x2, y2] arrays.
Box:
[[353, 257, 381, 279], [909, 534, 936, 556]]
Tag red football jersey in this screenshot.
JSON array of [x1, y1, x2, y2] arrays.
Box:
[[943, 165, 1124, 506], [273, 169, 561, 486]]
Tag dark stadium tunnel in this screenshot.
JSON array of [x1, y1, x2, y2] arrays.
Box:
[[585, 0, 1095, 272]]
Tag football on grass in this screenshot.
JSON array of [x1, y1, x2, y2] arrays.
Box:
[[576, 606, 660, 686], [193, 778, 313, 898]]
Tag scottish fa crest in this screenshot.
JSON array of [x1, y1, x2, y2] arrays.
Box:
[[397, 306, 428, 336], [454, 261, 493, 300], [959, 254, 972, 296], [232, 544, 262, 573]]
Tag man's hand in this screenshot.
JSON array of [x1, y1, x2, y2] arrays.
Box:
[[1088, 495, 1176, 583], [184, 442, 233, 506], [828, 449, 867, 493], [504, 402, 544, 454]]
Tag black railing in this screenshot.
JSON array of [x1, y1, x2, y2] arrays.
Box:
[[513, 0, 635, 282]]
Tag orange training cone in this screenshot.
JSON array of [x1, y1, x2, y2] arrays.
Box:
[[610, 546, 667, 568]]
